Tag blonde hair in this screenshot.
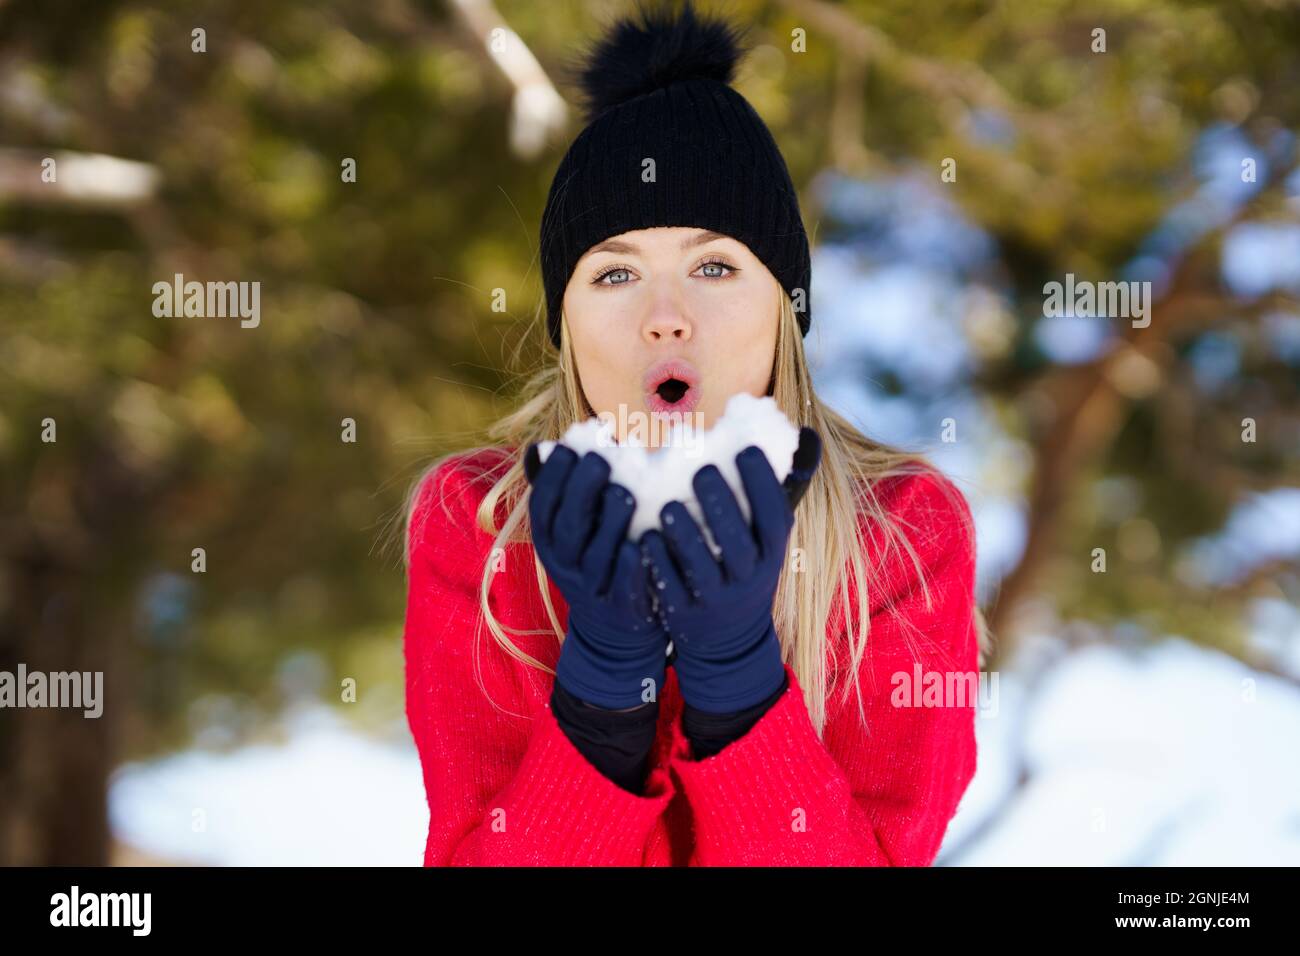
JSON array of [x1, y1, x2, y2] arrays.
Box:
[[399, 290, 992, 736]]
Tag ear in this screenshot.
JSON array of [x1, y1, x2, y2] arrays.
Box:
[[781, 427, 822, 510]]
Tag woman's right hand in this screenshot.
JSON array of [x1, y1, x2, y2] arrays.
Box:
[[524, 443, 668, 710]]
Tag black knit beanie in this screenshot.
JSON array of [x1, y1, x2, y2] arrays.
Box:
[[539, 0, 812, 351]]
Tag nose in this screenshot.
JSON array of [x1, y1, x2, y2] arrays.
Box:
[[642, 298, 693, 342]]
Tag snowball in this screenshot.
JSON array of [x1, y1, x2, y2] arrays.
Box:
[[537, 393, 800, 557]]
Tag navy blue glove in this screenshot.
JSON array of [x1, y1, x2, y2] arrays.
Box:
[[639, 427, 823, 713], [524, 443, 668, 710]]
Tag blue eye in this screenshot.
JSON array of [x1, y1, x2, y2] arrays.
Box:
[[593, 266, 634, 285], [697, 258, 738, 278]]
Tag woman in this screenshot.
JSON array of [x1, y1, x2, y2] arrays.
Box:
[[401, 0, 989, 866]]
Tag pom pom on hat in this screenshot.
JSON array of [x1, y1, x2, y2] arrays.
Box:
[[572, 0, 750, 122]]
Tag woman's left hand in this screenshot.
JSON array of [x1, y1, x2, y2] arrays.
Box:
[[639, 427, 822, 713]]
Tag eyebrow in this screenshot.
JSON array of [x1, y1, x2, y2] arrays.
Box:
[[585, 230, 731, 257]]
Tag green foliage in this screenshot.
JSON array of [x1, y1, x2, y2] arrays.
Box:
[[0, 0, 1295, 775]]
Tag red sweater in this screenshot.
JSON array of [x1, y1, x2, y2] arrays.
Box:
[[403, 446, 980, 866]]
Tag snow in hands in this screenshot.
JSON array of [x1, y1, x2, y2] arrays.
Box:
[[537, 393, 800, 555]]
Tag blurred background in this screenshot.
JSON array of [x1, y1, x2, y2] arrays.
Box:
[[1, 0, 1297, 865]]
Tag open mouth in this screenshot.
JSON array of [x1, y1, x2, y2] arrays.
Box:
[[655, 377, 691, 404], [643, 359, 701, 413]]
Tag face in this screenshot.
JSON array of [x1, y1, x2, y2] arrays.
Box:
[[563, 226, 781, 447]]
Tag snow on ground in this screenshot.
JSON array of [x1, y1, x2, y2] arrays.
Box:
[[110, 707, 427, 866], [941, 635, 1300, 865]]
